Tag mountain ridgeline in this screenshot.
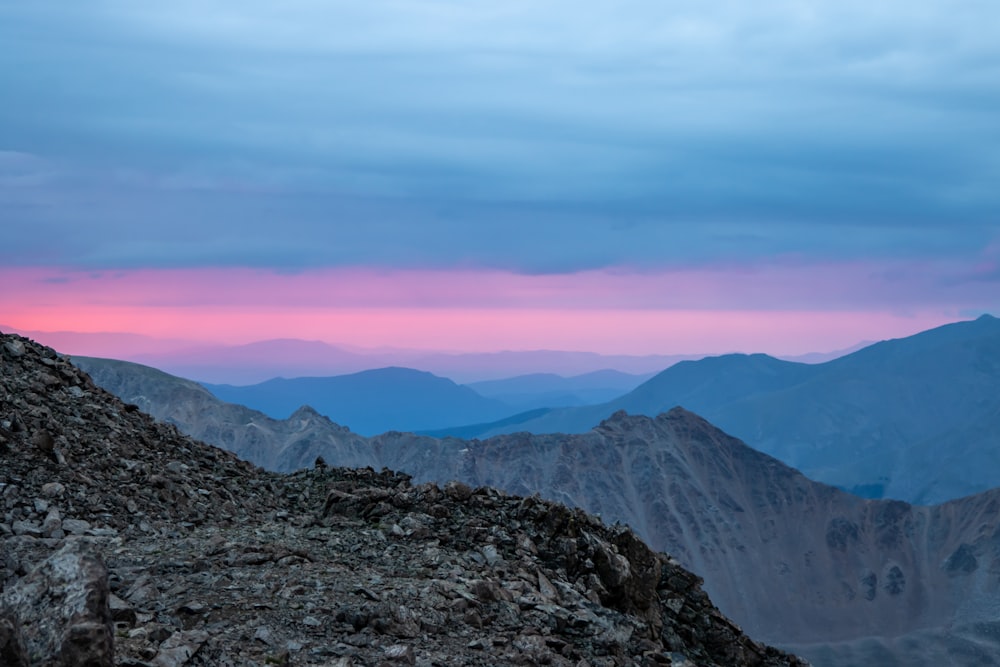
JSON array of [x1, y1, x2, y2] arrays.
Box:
[[74, 328, 1000, 667], [201, 368, 653, 435], [202, 367, 515, 436], [447, 314, 1000, 505], [178, 316, 1000, 506]]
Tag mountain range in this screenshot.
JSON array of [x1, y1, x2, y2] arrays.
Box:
[[72, 343, 1000, 667], [3, 325, 700, 384], [5, 323, 870, 386], [202, 367, 514, 435], [1, 330, 806, 667], [197, 367, 653, 436], [445, 314, 1000, 505]]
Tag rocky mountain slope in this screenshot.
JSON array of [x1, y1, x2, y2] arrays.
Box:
[[74, 350, 1000, 665], [0, 331, 806, 666], [455, 315, 1000, 504], [72, 356, 377, 472]]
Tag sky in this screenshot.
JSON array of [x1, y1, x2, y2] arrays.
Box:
[[1, 1, 998, 360]]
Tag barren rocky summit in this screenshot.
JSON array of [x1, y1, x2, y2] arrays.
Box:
[[0, 331, 807, 666]]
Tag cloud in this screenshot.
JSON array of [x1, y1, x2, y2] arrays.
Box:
[[4, 254, 998, 314], [0, 1, 997, 276]]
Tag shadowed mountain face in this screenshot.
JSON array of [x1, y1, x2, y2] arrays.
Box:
[[379, 412, 1000, 647], [201, 367, 512, 436], [460, 315, 1000, 505], [75, 353, 1000, 666]]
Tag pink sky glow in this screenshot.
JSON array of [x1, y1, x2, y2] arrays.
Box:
[[0, 264, 981, 357]]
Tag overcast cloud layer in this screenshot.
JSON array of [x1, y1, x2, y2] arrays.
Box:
[[2, 1, 998, 275]]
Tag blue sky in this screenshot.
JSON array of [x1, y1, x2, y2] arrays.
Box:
[[0, 1, 998, 356]]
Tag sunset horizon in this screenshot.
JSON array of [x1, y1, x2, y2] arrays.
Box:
[[2, 1, 997, 370], [2, 264, 985, 361]]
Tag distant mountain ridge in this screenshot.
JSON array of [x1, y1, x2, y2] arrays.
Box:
[[466, 369, 654, 410], [0, 324, 698, 384], [187, 366, 656, 436], [455, 314, 1000, 505], [72, 350, 1000, 666], [202, 366, 512, 435]]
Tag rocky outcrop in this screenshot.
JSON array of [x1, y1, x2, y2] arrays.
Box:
[[0, 540, 113, 667], [307, 468, 801, 667], [1, 331, 806, 665]]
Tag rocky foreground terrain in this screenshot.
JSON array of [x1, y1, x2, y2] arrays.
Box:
[[75, 352, 1000, 666], [0, 332, 807, 665]]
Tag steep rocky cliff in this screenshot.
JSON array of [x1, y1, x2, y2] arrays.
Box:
[[1, 331, 805, 666]]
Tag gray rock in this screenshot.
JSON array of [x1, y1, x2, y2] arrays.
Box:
[[41, 482, 65, 497], [0, 540, 113, 667], [481, 544, 501, 566], [62, 519, 91, 536], [253, 625, 274, 645], [537, 570, 559, 601], [2, 339, 25, 358], [151, 630, 208, 667], [384, 643, 415, 664], [42, 509, 62, 537], [444, 481, 472, 501], [10, 520, 42, 538]]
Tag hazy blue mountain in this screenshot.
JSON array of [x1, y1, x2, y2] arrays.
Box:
[[471, 315, 1000, 504], [135, 338, 375, 384], [418, 407, 555, 439], [779, 341, 873, 364], [10, 323, 862, 385], [202, 367, 513, 435], [465, 369, 654, 410], [120, 337, 700, 384], [438, 353, 815, 438]]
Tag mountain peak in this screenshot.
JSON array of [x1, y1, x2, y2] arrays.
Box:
[[662, 405, 702, 421], [600, 408, 632, 424], [289, 404, 323, 418]]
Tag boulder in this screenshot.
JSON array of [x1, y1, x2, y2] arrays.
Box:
[[0, 540, 113, 667]]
